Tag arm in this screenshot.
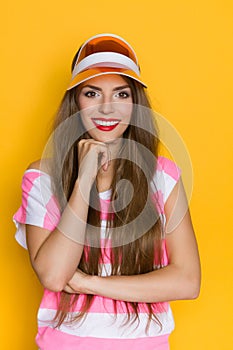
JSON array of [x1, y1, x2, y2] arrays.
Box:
[[66, 178, 201, 303], [26, 141, 110, 292], [26, 171, 91, 292]]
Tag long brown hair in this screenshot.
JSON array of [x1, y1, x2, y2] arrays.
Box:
[[49, 71, 165, 331]]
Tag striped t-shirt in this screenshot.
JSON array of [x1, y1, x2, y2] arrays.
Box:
[[13, 156, 181, 350]]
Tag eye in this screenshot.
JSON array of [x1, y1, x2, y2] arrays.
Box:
[[84, 90, 99, 98], [115, 91, 131, 99]]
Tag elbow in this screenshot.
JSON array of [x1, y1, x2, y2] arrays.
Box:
[[184, 276, 201, 300], [177, 261, 201, 300], [41, 276, 66, 292], [187, 282, 200, 300], [33, 267, 67, 292]]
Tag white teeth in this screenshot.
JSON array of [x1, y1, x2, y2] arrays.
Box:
[[94, 120, 119, 126]]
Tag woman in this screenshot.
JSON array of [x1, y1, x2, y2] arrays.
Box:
[[13, 33, 201, 350]]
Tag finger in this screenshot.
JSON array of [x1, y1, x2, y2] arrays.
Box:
[[63, 284, 75, 294], [100, 145, 111, 171], [79, 140, 110, 171], [78, 139, 106, 153], [78, 140, 105, 160], [80, 139, 107, 147], [106, 145, 111, 170]]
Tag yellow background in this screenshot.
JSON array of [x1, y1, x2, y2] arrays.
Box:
[[1, 0, 232, 349]]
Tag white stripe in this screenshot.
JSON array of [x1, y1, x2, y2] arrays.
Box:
[[35, 174, 53, 206], [100, 220, 110, 238], [14, 173, 54, 249], [162, 173, 177, 203], [151, 169, 165, 194], [151, 169, 177, 203], [99, 262, 112, 276], [14, 220, 27, 249], [99, 188, 112, 200], [37, 307, 174, 339], [72, 52, 140, 78]]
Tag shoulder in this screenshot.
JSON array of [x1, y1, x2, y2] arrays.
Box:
[[22, 159, 54, 195], [26, 158, 52, 176]]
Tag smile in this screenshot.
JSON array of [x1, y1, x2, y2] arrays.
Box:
[[92, 118, 120, 131]]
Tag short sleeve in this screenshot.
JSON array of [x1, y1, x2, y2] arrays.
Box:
[[13, 170, 61, 249], [151, 156, 182, 211]]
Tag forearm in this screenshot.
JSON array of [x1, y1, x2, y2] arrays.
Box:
[[68, 263, 200, 303], [66, 179, 201, 302], [30, 179, 91, 291]]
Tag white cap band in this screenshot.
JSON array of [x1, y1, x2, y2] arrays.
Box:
[[72, 52, 140, 79]]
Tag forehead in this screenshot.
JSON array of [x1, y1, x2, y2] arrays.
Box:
[[80, 74, 128, 88]]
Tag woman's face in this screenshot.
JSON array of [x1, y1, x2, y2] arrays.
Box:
[[77, 74, 133, 143]]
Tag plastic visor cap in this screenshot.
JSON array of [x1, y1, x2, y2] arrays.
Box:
[[67, 33, 147, 90]]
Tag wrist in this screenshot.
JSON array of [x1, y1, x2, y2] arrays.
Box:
[[84, 275, 100, 295], [75, 177, 92, 198]]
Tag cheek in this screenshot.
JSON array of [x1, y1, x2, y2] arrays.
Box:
[[79, 99, 99, 118], [79, 109, 91, 131], [80, 112, 91, 128], [116, 101, 132, 115], [122, 104, 133, 121], [78, 94, 96, 111], [78, 98, 90, 111]]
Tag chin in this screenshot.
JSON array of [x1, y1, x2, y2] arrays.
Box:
[[89, 133, 118, 144]]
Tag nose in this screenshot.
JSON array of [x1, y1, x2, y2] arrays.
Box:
[[98, 96, 114, 115]]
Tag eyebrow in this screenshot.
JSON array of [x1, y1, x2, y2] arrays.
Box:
[[81, 84, 130, 92]]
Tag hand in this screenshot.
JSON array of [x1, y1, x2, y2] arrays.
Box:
[[63, 269, 91, 294], [78, 139, 111, 186]]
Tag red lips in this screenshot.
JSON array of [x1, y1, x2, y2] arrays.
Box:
[[91, 118, 120, 132]]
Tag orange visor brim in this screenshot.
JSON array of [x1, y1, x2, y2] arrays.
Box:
[[67, 67, 147, 90]]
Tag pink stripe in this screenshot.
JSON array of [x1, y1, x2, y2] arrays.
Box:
[[100, 198, 114, 220], [152, 190, 164, 214], [13, 206, 25, 223], [84, 245, 168, 266], [44, 195, 61, 230], [100, 198, 111, 211], [39, 289, 60, 309], [85, 239, 169, 265], [157, 156, 181, 181], [82, 241, 112, 264], [100, 238, 111, 248], [152, 239, 168, 266], [161, 240, 169, 266], [40, 289, 169, 314], [36, 327, 169, 350], [100, 247, 111, 264], [23, 171, 42, 187], [99, 238, 168, 265], [156, 157, 164, 172], [100, 212, 111, 220], [13, 172, 41, 223]]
